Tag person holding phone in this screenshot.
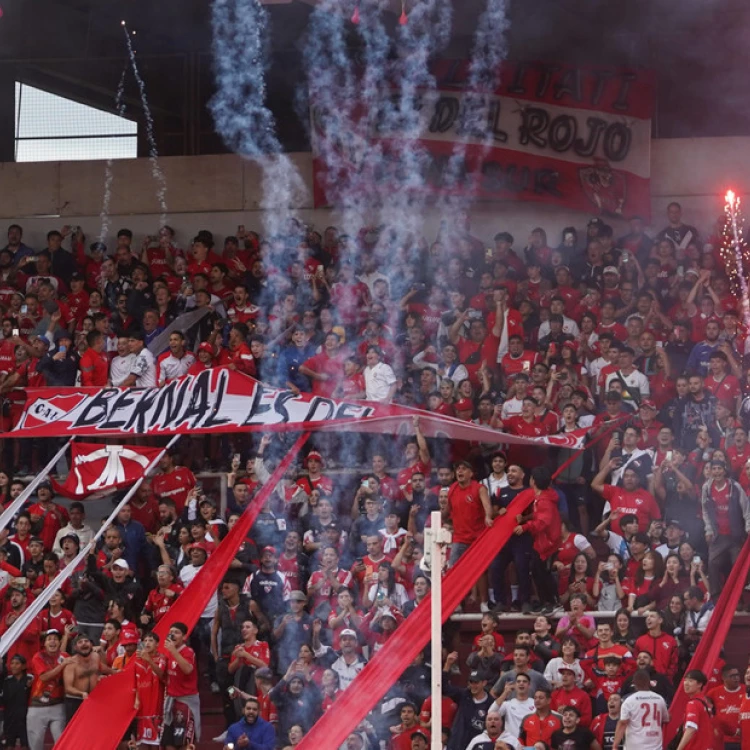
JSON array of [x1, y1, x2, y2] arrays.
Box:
[[35, 329, 78, 386]]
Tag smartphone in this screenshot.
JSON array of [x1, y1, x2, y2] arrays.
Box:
[[11, 328, 18, 337], [361, 479, 370, 488], [612, 431, 621, 445], [665, 450, 674, 462], [20, 305, 27, 315], [656, 341, 664, 348], [59, 345, 67, 354], [522, 360, 531, 372], [692, 555, 701, 565]]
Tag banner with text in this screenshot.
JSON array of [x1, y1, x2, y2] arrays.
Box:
[[312, 59, 654, 218], [12, 369, 588, 449]]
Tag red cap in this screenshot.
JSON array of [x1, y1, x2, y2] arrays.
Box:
[[261, 545, 277, 556], [119, 628, 139, 645], [189, 542, 210, 554], [304, 450, 324, 467], [198, 342, 215, 358], [640, 399, 657, 410], [454, 398, 473, 412], [562, 340, 579, 352]]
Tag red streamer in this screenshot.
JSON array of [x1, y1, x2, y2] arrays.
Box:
[[664, 535, 750, 744], [295, 491, 535, 750], [54, 434, 309, 750]]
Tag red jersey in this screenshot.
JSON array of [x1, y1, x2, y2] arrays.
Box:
[[447, 480, 487, 545], [472, 631, 506, 655], [229, 342, 257, 377], [79, 347, 109, 386], [257, 690, 278, 725], [683, 694, 718, 750], [144, 584, 184, 623], [29, 650, 69, 706], [706, 374, 741, 405], [165, 644, 198, 697], [227, 303, 261, 325], [340, 372, 366, 399], [277, 554, 304, 593], [504, 415, 550, 467], [739, 694, 750, 750], [634, 632, 678, 680], [457, 333, 501, 386], [229, 640, 271, 671], [27, 502, 69, 552], [551, 685, 593, 727], [37, 607, 76, 636], [65, 289, 89, 322], [711, 482, 732, 535], [307, 568, 353, 611], [707, 684, 744, 741], [519, 711, 562, 745], [129, 497, 160, 534], [301, 351, 345, 398], [0, 339, 15, 375], [396, 460, 431, 496], [600, 485, 661, 535], [152, 467, 196, 514], [390, 726, 429, 750], [420, 695, 457, 730], [727, 444, 750, 478], [501, 350, 537, 377]]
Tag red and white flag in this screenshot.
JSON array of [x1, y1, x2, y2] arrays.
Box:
[[52, 443, 162, 499]]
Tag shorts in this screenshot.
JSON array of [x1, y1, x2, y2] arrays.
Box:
[[138, 717, 161, 746], [449, 542, 470, 567], [160, 700, 195, 747]]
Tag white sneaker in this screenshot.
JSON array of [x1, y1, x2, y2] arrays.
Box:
[[213, 730, 227, 743], [480, 602, 490, 613]]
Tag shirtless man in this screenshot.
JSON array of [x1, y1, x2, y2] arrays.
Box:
[[62, 634, 103, 722]]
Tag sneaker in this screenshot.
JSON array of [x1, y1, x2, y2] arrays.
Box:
[[541, 603, 555, 616], [530, 600, 543, 614], [480, 602, 490, 613], [210, 681, 221, 694], [213, 731, 227, 743], [521, 602, 532, 615]]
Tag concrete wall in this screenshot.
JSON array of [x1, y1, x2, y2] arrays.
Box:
[[2, 137, 750, 250]]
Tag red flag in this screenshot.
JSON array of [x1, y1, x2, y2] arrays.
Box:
[[51, 442, 163, 499]]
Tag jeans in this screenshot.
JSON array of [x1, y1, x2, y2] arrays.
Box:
[[190, 617, 216, 682], [490, 533, 532, 605], [530, 550, 558, 605]]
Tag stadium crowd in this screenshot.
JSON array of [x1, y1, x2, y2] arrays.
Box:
[[0, 204, 745, 749]]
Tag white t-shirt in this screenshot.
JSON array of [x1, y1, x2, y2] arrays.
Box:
[[110, 353, 136, 386], [489, 696, 535, 739], [620, 690, 669, 750], [363, 361, 397, 402], [501, 396, 524, 420], [130, 347, 157, 387]]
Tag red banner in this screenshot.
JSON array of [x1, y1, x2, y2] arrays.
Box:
[[664, 536, 750, 744], [54, 434, 309, 750], [51, 442, 163, 499], [312, 60, 654, 218], [12, 370, 588, 450]]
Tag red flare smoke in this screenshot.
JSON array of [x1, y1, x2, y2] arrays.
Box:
[[351, 3, 360, 24], [399, 9, 407, 24]]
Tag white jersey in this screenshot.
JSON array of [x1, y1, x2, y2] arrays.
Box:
[[489, 696, 535, 739], [620, 689, 669, 750]]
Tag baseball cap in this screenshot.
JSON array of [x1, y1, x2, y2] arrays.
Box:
[[89, 241, 107, 253], [304, 450, 324, 467], [666, 519, 683, 528], [112, 559, 129, 570], [340, 628, 358, 639], [256, 667, 273, 680], [588, 217, 604, 227], [289, 590, 307, 602], [120, 629, 139, 645], [454, 398, 473, 412], [640, 399, 657, 410], [60, 533, 80, 546], [558, 666, 576, 673], [603, 266, 619, 275], [197, 341, 215, 357], [261, 545, 277, 556], [189, 542, 210, 554], [468, 670, 483, 682]]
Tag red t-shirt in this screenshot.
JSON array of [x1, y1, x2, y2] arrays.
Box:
[[165, 644, 198, 697], [457, 333, 501, 386], [28, 502, 69, 552], [683, 695, 718, 750], [129, 497, 161, 534], [151, 467, 196, 514], [707, 684, 744, 740], [396, 460, 431, 497], [420, 695, 457, 730], [134, 653, 167, 719], [228, 640, 270, 671], [711, 482, 732, 536], [30, 650, 69, 705], [79, 347, 109, 386], [144, 584, 183, 623], [447, 480, 486, 545], [301, 351, 345, 397], [390, 726, 429, 750], [600, 485, 661, 535], [706, 374, 741, 405]]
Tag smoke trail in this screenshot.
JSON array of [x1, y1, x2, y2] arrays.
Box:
[[209, 0, 306, 237], [98, 64, 128, 245], [438, 0, 510, 216], [122, 24, 169, 227], [305, 0, 452, 247]]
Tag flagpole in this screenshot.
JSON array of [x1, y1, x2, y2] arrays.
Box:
[[0, 435, 178, 659], [0, 436, 75, 533]]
